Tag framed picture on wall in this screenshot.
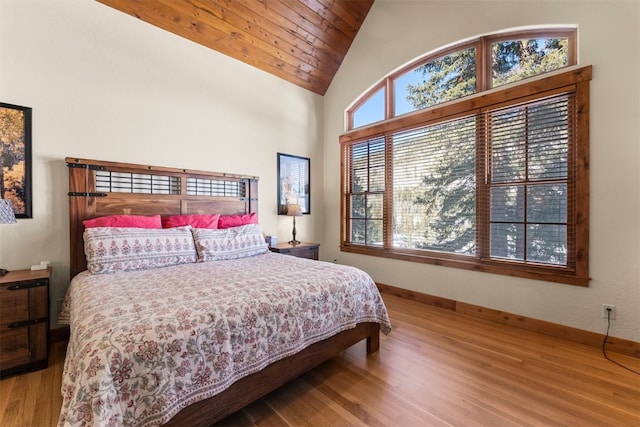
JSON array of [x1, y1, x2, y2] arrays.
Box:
[[0, 102, 32, 218], [277, 153, 310, 215]]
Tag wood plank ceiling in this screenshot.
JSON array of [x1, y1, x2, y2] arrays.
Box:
[[97, 0, 374, 95]]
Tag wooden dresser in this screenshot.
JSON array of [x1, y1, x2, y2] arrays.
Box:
[[0, 268, 50, 378], [269, 242, 320, 260]]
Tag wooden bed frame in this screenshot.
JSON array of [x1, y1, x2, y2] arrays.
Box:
[[66, 157, 380, 426]]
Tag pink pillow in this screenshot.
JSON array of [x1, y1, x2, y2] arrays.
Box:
[[83, 214, 162, 229], [217, 212, 258, 229], [162, 214, 220, 229]]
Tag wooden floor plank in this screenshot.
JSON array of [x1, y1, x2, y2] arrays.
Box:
[[1, 294, 638, 426]]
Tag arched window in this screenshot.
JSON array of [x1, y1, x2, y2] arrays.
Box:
[[347, 29, 577, 130], [340, 28, 590, 286]]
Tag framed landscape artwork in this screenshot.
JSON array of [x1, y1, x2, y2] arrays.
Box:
[[0, 102, 32, 218], [277, 153, 310, 215]]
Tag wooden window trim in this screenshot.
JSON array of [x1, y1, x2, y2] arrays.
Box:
[[340, 66, 591, 286], [341, 66, 590, 143]]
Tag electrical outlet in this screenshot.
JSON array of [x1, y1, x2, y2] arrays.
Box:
[[602, 304, 616, 320]]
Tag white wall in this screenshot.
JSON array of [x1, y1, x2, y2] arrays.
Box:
[[323, 0, 640, 341], [0, 0, 323, 325]]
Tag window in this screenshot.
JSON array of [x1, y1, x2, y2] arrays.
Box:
[[491, 35, 571, 88], [487, 94, 572, 266], [340, 29, 589, 286], [351, 85, 385, 129], [348, 137, 385, 246], [394, 47, 477, 115], [348, 29, 576, 130], [391, 116, 477, 254]]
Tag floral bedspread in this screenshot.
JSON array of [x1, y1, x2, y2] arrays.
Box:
[[58, 252, 391, 426]]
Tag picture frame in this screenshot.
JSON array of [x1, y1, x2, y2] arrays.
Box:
[[277, 153, 310, 215], [0, 102, 32, 218]]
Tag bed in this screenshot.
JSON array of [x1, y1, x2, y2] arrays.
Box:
[[59, 157, 391, 426]]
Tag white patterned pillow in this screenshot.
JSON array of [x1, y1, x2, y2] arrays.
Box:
[[192, 223, 268, 262], [84, 226, 197, 274]]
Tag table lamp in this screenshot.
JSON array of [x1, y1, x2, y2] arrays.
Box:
[[286, 203, 302, 245], [0, 199, 17, 275]]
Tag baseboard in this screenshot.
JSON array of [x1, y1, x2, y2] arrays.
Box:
[[376, 282, 640, 359]]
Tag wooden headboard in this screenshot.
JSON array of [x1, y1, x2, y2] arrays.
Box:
[[67, 157, 259, 278]]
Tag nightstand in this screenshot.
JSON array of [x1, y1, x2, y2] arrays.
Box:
[[269, 242, 320, 260], [0, 268, 50, 378]]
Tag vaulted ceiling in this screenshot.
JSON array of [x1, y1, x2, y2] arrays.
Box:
[[97, 0, 374, 95]]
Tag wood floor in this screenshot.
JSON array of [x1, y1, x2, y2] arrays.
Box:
[[1, 294, 638, 426]]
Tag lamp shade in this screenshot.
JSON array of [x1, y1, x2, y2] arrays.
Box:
[[286, 204, 303, 217], [0, 199, 17, 224]]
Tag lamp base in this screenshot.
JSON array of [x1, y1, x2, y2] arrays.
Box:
[[289, 216, 300, 246]]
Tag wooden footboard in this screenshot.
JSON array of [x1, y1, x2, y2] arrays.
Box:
[[165, 322, 380, 426]]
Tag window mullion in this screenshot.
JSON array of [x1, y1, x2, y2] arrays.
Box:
[[386, 77, 394, 120], [344, 143, 353, 245], [366, 142, 373, 246], [384, 133, 393, 248], [477, 112, 490, 260], [523, 105, 530, 262], [567, 90, 580, 272], [477, 37, 489, 92]]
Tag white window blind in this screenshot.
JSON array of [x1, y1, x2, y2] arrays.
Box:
[[391, 116, 477, 254], [348, 137, 385, 246], [486, 93, 573, 266]]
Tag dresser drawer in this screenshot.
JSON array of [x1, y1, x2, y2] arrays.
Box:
[[0, 286, 29, 325], [0, 269, 51, 378], [280, 246, 317, 259], [0, 328, 30, 368], [269, 242, 320, 260]]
